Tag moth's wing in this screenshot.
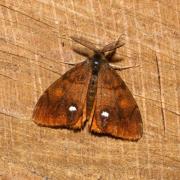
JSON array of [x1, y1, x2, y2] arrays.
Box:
[[33, 61, 91, 129], [90, 64, 142, 140]]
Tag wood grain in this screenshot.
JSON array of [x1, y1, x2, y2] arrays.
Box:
[[0, 0, 179, 179]]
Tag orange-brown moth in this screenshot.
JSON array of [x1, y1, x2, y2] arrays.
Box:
[[33, 36, 142, 140]]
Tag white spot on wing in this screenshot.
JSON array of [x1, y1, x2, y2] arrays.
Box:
[[101, 111, 109, 118], [68, 105, 77, 112]]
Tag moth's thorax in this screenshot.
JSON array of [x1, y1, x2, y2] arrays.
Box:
[[91, 53, 106, 74]]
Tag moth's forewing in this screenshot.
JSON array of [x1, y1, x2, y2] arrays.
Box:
[[90, 64, 142, 140], [33, 61, 91, 129]]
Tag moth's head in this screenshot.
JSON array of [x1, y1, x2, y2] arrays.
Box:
[[71, 36, 125, 62], [92, 52, 106, 61]]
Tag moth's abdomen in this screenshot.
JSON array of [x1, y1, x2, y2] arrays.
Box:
[[86, 74, 98, 119]]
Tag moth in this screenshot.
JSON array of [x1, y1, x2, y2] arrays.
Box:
[[33, 36, 142, 140]]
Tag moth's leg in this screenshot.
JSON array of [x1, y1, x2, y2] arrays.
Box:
[[109, 64, 140, 71], [63, 62, 77, 66]]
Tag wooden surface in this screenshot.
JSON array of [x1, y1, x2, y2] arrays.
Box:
[[0, 0, 179, 179]]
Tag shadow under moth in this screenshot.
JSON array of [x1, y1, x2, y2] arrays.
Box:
[[33, 36, 142, 141]]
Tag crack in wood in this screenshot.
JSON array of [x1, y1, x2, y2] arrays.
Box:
[[155, 55, 166, 134]]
